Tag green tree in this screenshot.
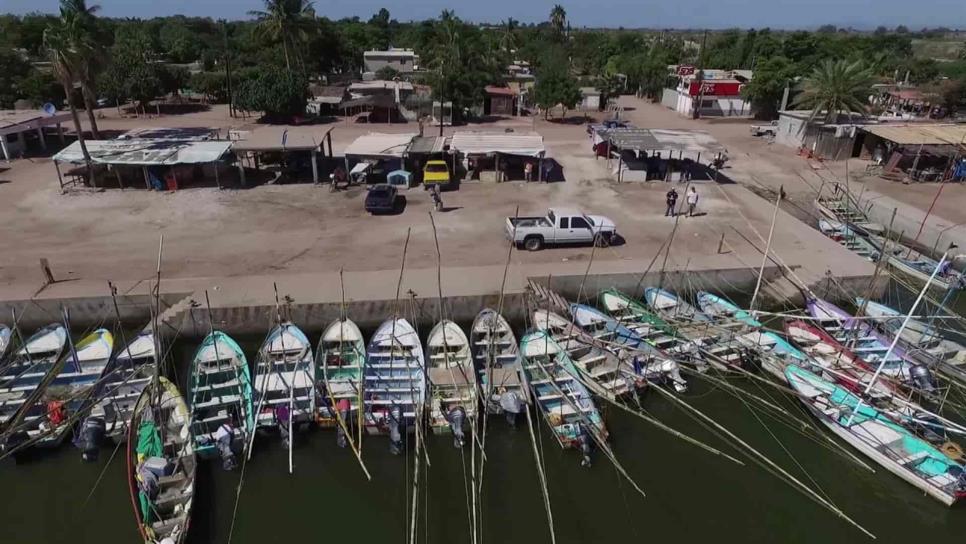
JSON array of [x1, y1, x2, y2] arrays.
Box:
[[549, 5, 567, 35], [233, 66, 307, 118], [16, 70, 65, 107], [0, 50, 32, 108], [99, 26, 167, 108], [500, 18, 518, 54], [248, 0, 316, 72], [741, 56, 793, 119], [51, 0, 104, 138], [792, 59, 873, 123], [375, 65, 400, 80], [534, 49, 581, 118], [43, 11, 94, 176], [188, 71, 227, 102]]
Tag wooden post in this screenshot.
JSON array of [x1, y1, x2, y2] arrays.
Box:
[[114, 167, 124, 190], [54, 161, 64, 191], [142, 167, 151, 190], [237, 164, 246, 188], [750, 187, 783, 311], [717, 232, 726, 254], [39, 258, 55, 285], [57, 123, 65, 145], [311, 150, 319, 184], [214, 163, 221, 190], [617, 151, 623, 183], [36, 127, 47, 151]]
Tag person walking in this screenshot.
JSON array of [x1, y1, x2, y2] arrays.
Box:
[[686, 187, 699, 217], [665, 188, 678, 217], [524, 161, 533, 182]]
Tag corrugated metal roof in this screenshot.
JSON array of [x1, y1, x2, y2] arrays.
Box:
[[344, 133, 417, 158], [231, 128, 327, 152], [0, 109, 73, 134], [449, 131, 545, 157], [407, 136, 447, 154], [117, 127, 216, 141], [603, 128, 726, 154], [53, 139, 232, 165], [861, 124, 966, 146]]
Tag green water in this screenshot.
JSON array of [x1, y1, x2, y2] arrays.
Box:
[[4, 290, 966, 544]]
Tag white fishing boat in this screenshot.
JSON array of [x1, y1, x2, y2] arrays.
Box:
[[20, 328, 114, 448], [0, 324, 67, 431], [813, 195, 883, 234], [87, 330, 158, 444], [532, 309, 635, 399], [786, 364, 966, 506], [426, 320, 477, 444], [316, 318, 366, 426], [363, 318, 425, 437], [253, 323, 316, 430], [471, 309, 528, 420], [856, 298, 966, 364], [0, 325, 11, 364]]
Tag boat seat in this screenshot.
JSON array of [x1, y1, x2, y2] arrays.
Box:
[[192, 379, 241, 393]]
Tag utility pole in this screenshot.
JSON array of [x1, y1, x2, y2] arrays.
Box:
[[693, 30, 708, 120], [223, 20, 234, 118]]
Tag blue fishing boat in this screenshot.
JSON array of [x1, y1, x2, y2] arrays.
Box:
[[644, 287, 710, 322], [519, 329, 607, 450], [786, 364, 966, 506], [188, 331, 254, 463]]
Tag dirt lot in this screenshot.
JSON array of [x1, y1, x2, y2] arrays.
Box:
[[0, 99, 872, 301]]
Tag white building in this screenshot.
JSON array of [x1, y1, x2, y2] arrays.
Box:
[[363, 48, 420, 75], [0, 109, 73, 161], [660, 69, 752, 118]]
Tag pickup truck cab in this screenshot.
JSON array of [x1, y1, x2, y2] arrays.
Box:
[[422, 160, 451, 186], [505, 208, 617, 251]]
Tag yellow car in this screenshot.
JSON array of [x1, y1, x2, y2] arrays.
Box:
[[422, 160, 451, 186]]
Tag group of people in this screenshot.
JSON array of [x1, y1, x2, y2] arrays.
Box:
[[665, 187, 701, 218]]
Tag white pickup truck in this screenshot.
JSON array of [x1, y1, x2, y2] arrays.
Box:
[[505, 208, 618, 251]]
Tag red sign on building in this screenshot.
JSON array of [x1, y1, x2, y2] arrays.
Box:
[[676, 64, 696, 76], [687, 80, 743, 97]]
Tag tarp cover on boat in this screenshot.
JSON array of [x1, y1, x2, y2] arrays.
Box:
[[135, 420, 162, 522]]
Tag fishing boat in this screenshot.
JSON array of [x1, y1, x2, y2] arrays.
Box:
[[471, 309, 528, 420], [813, 194, 883, 234], [695, 291, 807, 377], [0, 324, 67, 432], [16, 328, 114, 448], [0, 325, 11, 364], [641, 288, 751, 369], [785, 364, 966, 506], [569, 303, 687, 392], [644, 287, 711, 323], [519, 329, 607, 449], [806, 297, 925, 389], [363, 318, 425, 437], [532, 309, 635, 398], [598, 288, 695, 354], [855, 298, 966, 365], [426, 320, 477, 443], [316, 318, 366, 427], [869, 236, 963, 291], [187, 331, 253, 463], [252, 323, 316, 431], [128, 376, 196, 543], [817, 220, 882, 261], [86, 330, 158, 445]]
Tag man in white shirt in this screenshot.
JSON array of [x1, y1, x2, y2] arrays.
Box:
[[686, 187, 699, 217]]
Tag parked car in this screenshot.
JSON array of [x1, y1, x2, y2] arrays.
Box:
[[422, 160, 451, 187], [505, 208, 617, 251], [365, 184, 398, 214]]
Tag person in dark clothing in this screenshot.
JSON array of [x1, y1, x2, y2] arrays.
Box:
[[665, 188, 678, 217]]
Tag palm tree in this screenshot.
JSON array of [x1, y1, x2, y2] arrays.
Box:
[[249, 0, 316, 72], [500, 18, 518, 54], [44, 12, 94, 184], [549, 5, 567, 34], [792, 59, 874, 123], [57, 0, 103, 139]]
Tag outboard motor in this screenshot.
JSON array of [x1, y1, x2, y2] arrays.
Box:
[[214, 423, 237, 471], [910, 365, 938, 394], [500, 390, 524, 428], [75, 416, 106, 462], [577, 424, 592, 468], [1, 429, 30, 460], [388, 406, 403, 456], [447, 405, 467, 448], [336, 404, 350, 449]]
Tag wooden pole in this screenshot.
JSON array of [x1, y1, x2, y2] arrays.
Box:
[[749, 187, 783, 312]]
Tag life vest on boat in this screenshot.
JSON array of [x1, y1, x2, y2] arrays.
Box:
[[47, 401, 66, 425]]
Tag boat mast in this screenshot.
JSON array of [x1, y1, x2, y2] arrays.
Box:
[[749, 186, 782, 312], [849, 245, 957, 423]]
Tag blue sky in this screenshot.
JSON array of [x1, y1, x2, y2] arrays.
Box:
[[4, 0, 965, 29]]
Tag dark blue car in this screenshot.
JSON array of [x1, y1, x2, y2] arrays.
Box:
[[365, 184, 398, 214]]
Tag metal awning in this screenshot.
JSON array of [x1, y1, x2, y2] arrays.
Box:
[[53, 139, 232, 165], [344, 133, 416, 158], [231, 128, 327, 152], [861, 125, 966, 146], [406, 136, 447, 155], [603, 128, 726, 155], [448, 131, 545, 157]]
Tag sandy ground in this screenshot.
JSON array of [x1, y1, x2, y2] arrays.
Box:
[[0, 99, 875, 302]]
